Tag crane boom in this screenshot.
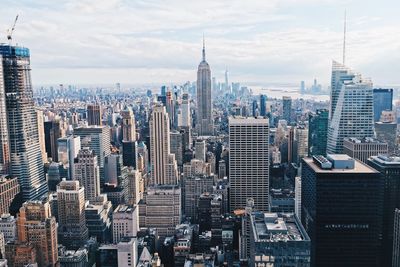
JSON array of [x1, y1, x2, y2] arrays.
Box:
[[7, 15, 19, 42]]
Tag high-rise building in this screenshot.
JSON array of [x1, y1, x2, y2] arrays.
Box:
[[249, 212, 311, 266], [127, 168, 141, 205], [44, 119, 62, 161], [182, 175, 214, 222], [138, 185, 181, 239], [196, 39, 213, 136], [195, 140, 206, 162], [74, 126, 111, 184], [375, 111, 398, 153], [170, 131, 183, 166], [367, 155, 400, 266], [36, 110, 48, 164], [393, 209, 400, 267], [103, 154, 129, 207], [0, 213, 17, 243], [58, 135, 81, 180], [294, 176, 301, 221], [121, 106, 136, 142], [16, 201, 58, 267], [295, 126, 308, 164], [302, 155, 382, 266], [0, 175, 19, 215], [0, 58, 9, 174], [260, 94, 267, 117], [74, 148, 101, 201], [343, 137, 388, 163], [179, 93, 191, 128], [117, 237, 138, 267], [282, 96, 292, 123], [87, 103, 102, 126], [57, 179, 89, 248], [327, 61, 374, 154], [112, 205, 138, 244], [308, 109, 329, 157], [85, 194, 112, 244], [229, 117, 269, 212], [149, 105, 178, 185], [0, 45, 48, 201], [373, 88, 393, 122]]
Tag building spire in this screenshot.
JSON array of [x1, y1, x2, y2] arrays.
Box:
[[202, 33, 206, 62], [342, 10, 347, 65]]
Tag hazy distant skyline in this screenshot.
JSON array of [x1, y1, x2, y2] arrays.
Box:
[[1, 0, 399, 87]]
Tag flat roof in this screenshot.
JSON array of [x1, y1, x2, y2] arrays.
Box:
[[303, 157, 379, 174], [229, 116, 268, 125]]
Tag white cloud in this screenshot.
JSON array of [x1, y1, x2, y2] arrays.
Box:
[[0, 0, 399, 87]]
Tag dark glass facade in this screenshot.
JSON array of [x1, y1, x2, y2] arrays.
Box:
[[308, 109, 328, 157], [367, 156, 400, 267], [373, 88, 393, 122], [301, 158, 382, 267]]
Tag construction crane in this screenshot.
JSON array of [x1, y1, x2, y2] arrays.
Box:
[[6, 15, 19, 43]]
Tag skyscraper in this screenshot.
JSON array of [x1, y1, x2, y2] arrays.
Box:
[[74, 126, 111, 184], [149, 105, 178, 185], [302, 155, 382, 266], [308, 109, 329, 157], [196, 38, 213, 136], [373, 88, 393, 122], [178, 93, 191, 130], [57, 179, 89, 249], [74, 148, 101, 201], [121, 106, 137, 168], [0, 176, 19, 215], [375, 111, 398, 153], [87, 103, 102, 126], [121, 106, 136, 142], [259, 94, 267, 117], [229, 117, 269, 212], [393, 209, 400, 267], [327, 61, 374, 154], [295, 125, 308, 164], [367, 155, 400, 266], [138, 185, 181, 239], [16, 201, 58, 267], [58, 135, 81, 180], [0, 44, 48, 201], [282, 96, 292, 123]]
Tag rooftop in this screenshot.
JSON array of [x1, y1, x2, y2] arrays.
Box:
[[304, 156, 379, 174], [251, 213, 309, 243], [369, 155, 400, 166], [229, 116, 269, 125], [344, 137, 386, 144]]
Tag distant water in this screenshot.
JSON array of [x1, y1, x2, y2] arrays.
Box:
[[251, 86, 330, 101]]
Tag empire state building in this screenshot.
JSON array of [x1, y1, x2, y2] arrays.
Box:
[[196, 38, 213, 136]]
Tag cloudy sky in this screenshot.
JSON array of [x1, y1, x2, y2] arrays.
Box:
[[0, 0, 399, 87]]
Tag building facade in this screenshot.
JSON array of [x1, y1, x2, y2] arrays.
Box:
[[0, 45, 48, 201], [196, 39, 213, 136], [308, 109, 329, 157], [229, 117, 269, 212], [57, 179, 89, 248], [302, 155, 382, 266], [149, 105, 178, 185], [327, 61, 374, 154], [343, 137, 388, 163]]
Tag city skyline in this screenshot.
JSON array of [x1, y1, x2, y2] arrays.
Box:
[[0, 0, 399, 87]]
